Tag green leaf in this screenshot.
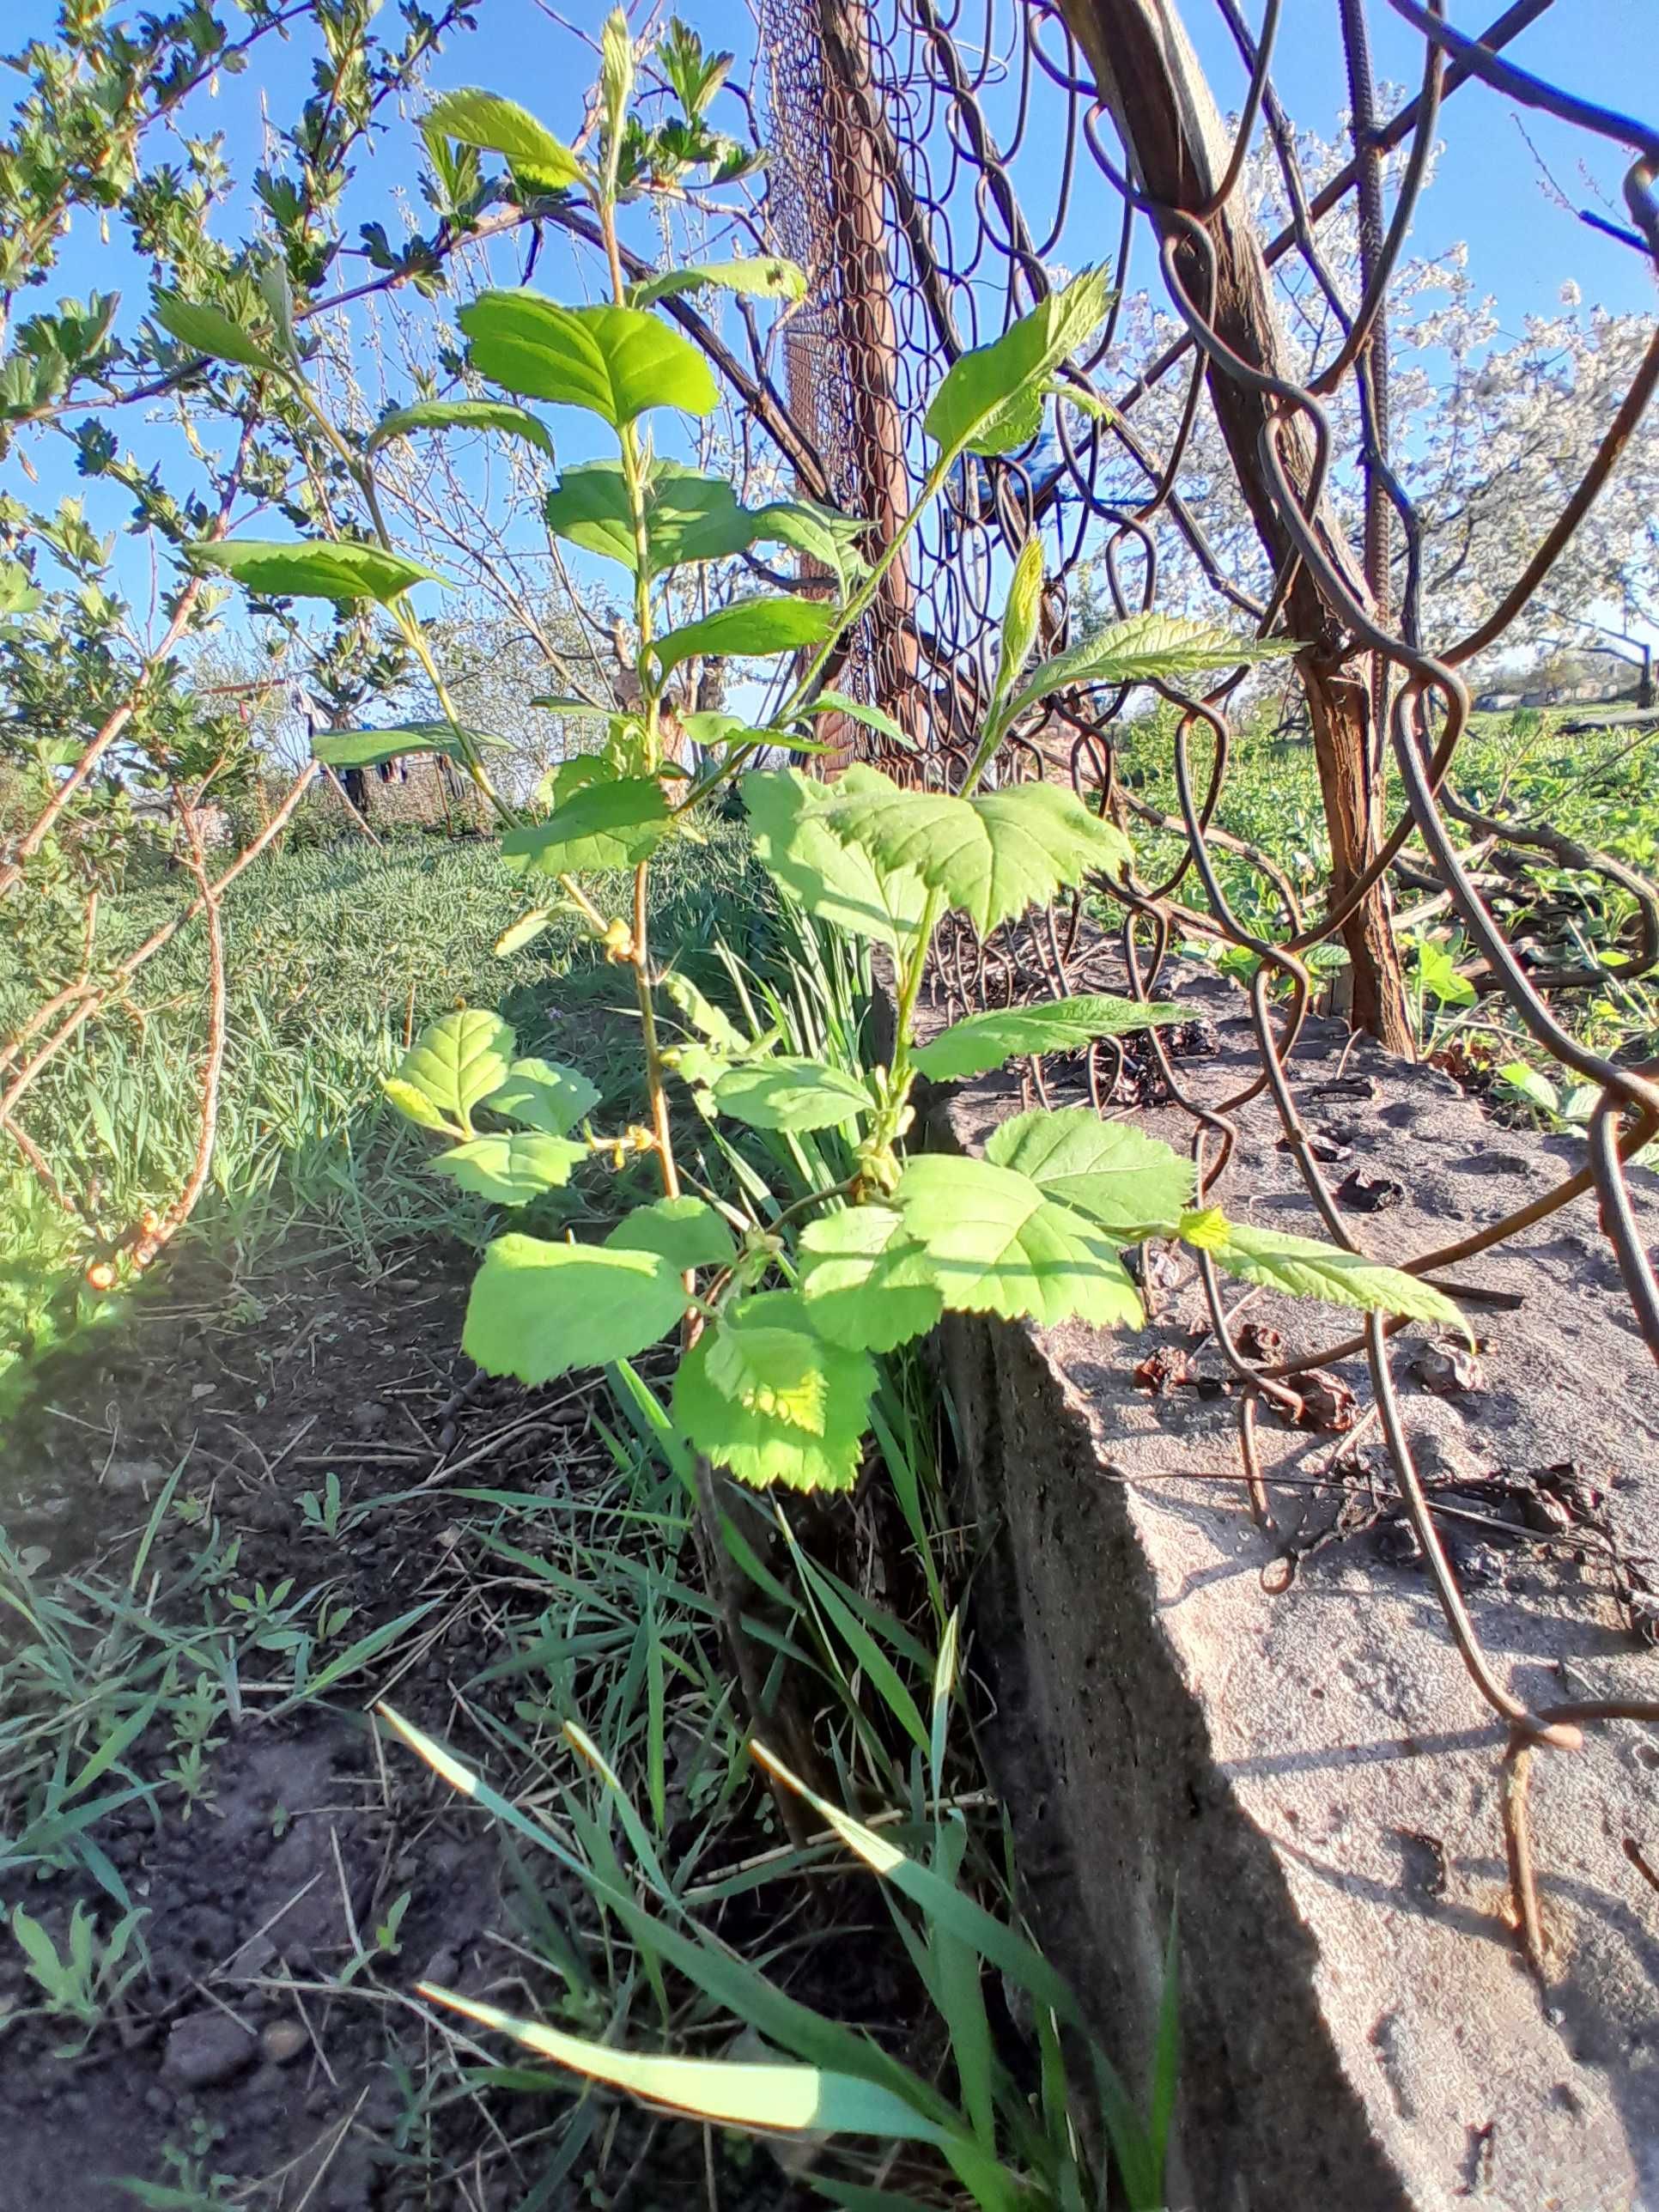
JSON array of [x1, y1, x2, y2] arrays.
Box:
[[501, 778, 671, 875], [419, 1984, 944, 2142], [423, 88, 583, 193], [663, 972, 749, 1055], [629, 256, 807, 307], [742, 768, 927, 953], [707, 1315, 830, 1432], [673, 1293, 876, 1491], [1412, 939, 1477, 1009], [188, 539, 441, 605], [494, 908, 554, 957], [1176, 1209, 1468, 1334], [544, 461, 759, 575], [487, 1058, 599, 1136], [1497, 1061, 1559, 1115], [154, 292, 283, 373], [819, 771, 1132, 938], [605, 1196, 735, 1273], [431, 1132, 586, 1204], [463, 1235, 688, 1383], [802, 690, 915, 750], [996, 535, 1045, 700], [395, 1011, 515, 1134], [651, 596, 836, 681], [923, 271, 1110, 458], [895, 1154, 1142, 1328], [312, 720, 501, 770], [460, 293, 716, 423], [1010, 612, 1288, 720], [985, 1109, 1194, 1239], [382, 1077, 452, 1134], [915, 995, 1184, 1082], [367, 399, 553, 457], [752, 503, 873, 593], [798, 1206, 944, 1352], [712, 1057, 872, 1132]]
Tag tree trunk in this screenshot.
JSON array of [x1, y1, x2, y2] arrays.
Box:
[[1057, 0, 1413, 1051]]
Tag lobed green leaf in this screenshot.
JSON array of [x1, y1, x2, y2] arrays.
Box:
[[895, 1154, 1142, 1329], [986, 1109, 1194, 1240], [817, 769, 1133, 939], [674, 1293, 876, 1492]]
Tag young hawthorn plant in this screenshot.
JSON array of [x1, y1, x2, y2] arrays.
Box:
[[173, 15, 1466, 1510]]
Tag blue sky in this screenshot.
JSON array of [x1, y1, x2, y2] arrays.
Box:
[[3, 0, 1655, 648]]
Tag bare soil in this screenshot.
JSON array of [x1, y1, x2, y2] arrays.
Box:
[[0, 1242, 811, 2211]]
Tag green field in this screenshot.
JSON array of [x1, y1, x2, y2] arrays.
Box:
[[0, 824, 762, 1401]]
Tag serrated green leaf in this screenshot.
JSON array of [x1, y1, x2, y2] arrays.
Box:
[[798, 1206, 944, 1352], [382, 1076, 453, 1134], [189, 539, 441, 605], [629, 255, 806, 307], [1177, 1210, 1469, 1334], [463, 1235, 688, 1384], [914, 995, 1184, 1082], [424, 88, 582, 192], [742, 768, 927, 953], [396, 1011, 515, 1134], [986, 1109, 1194, 1239], [501, 778, 671, 875], [895, 1154, 1141, 1328], [461, 293, 716, 422], [431, 1132, 586, 1204], [706, 1316, 830, 1432], [544, 460, 759, 575], [674, 1294, 876, 1491], [485, 1058, 599, 1136], [924, 272, 1110, 458], [154, 292, 283, 372], [367, 399, 553, 457], [605, 1196, 734, 1272], [651, 596, 836, 681], [313, 720, 502, 770], [1010, 612, 1287, 720], [712, 1057, 872, 1132], [819, 770, 1132, 938]]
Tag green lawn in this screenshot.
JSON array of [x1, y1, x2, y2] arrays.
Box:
[[1, 823, 761, 1403]]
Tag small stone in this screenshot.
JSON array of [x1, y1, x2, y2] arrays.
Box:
[[163, 2009, 258, 2089], [261, 2019, 308, 2066], [421, 1946, 459, 1988]]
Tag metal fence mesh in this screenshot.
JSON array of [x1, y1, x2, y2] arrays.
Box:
[[763, 0, 1659, 1967]]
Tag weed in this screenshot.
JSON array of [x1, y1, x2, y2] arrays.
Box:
[[8, 1899, 148, 2051]]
